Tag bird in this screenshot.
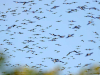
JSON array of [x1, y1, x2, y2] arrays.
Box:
[[88, 40, 96, 43], [27, 50, 35, 53], [85, 52, 93, 56], [75, 53, 83, 55], [63, 3, 72, 4], [87, 20, 93, 25], [72, 25, 81, 29], [26, 57, 33, 59], [66, 34, 74, 38], [46, 9, 53, 12], [51, 58, 64, 63], [51, 6, 59, 9], [69, 20, 76, 22]]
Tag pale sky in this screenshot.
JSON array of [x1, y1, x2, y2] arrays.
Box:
[[0, 0, 100, 75]]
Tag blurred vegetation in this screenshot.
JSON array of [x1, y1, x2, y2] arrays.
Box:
[[77, 64, 100, 75], [0, 50, 100, 75]]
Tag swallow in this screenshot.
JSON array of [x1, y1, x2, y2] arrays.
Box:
[[46, 9, 53, 12], [0, 19, 7, 21], [36, 46, 43, 49], [6, 42, 13, 45], [11, 13, 16, 15], [40, 40, 45, 42], [18, 32, 23, 34], [77, 6, 88, 10], [56, 20, 62, 22], [10, 38, 15, 39], [23, 45, 29, 48], [49, 33, 57, 36], [63, 3, 72, 4], [27, 50, 35, 53], [22, 10, 29, 12], [62, 57, 66, 59], [66, 34, 74, 38], [40, 37, 46, 38], [49, 38, 56, 41], [42, 16, 46, 18], [83, 63, 91, 67], [21, 28, 26, 29], [1, 15, 6, 18], [28, 37, 33, 39], [34, 16, 43, 20], [33, 34, 41, 35], [12, 25, 16, 27], [51, 58, 64, 63], [20, 50, 25, 52], [59, 35, 65, 38], [28, 21, 35, 23], [30, 11, 37, 13], [87, 20, 93, 25], [86, 15, 95, 18], [35, 25, 41, 27], [38, 11, 43, 13], [72, 2, 77, 3], [3, 39, 7, 42], [13, 1, 29, 5], [72, 25, 81, 29], [75, 66, 81, 68], [44, 4, 50, 6], [37, 64, 44, 66], [10, 9, 17, 12], [85, 52, 93, 57], [21, 7, 26, 9], [21, 23, 27, 25], [55, 44, 61, 46], [89, 7, 99, 11], [76, 46, 81, 47], [24, 40, 34, 43], [0, 44, 4, 45], [93, 0, 98, 2], [75, 53, 83, 55], [29, 47, 34, 49], [70, 9, 77, 12], [72, 50, 79, 53], [28, 28, 36, 32], [69, 20, 76, 22], [6, 25, 16, 30], [6, 27, 11, 30], [67, 11, 72, 13], [86, 48, 93, 51], [66, 52, 73, 56], [88, 40, 96, 43], [95, 16, 100, 19], [31, 2, 36, 5], [51, 6, 59, 9], [93, 31, 99, 35], [26, 57, 33, 59]]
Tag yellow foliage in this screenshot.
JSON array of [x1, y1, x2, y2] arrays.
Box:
[[77, 64, 100, 75]]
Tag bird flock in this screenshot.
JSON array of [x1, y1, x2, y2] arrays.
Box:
[[0, 0, 100, 75]]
